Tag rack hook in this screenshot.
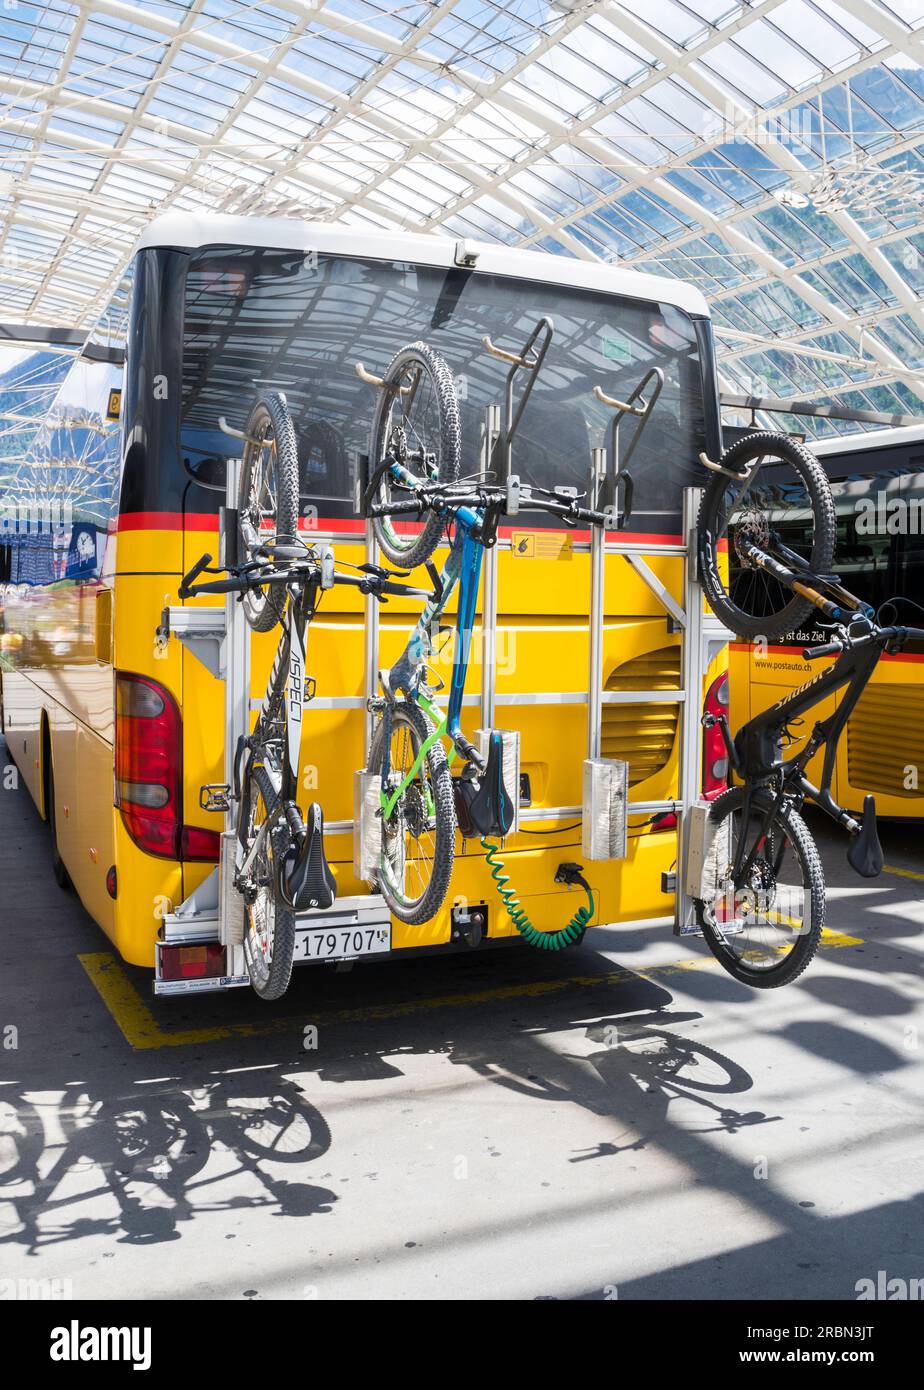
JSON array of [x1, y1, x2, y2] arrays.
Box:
[[355, 363, 412, 394]]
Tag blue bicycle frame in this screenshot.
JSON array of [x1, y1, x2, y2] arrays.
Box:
[[378, 503, 485, 818]]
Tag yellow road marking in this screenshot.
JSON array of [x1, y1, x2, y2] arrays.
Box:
[[883, 862, 924, 883], [79, 924, 867, 1052], [819, 927, 864, 947]]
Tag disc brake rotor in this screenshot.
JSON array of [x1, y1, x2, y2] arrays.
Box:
[[403, 782, 428, 839], [733, 506, 771, 566]]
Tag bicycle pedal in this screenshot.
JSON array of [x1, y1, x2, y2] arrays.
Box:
[[200, 783, 232, 813]]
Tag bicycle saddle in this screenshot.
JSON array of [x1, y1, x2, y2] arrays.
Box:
[[847, 795, 884, 879], [280, 802, 337, 911], [454, 731, 515, 839]]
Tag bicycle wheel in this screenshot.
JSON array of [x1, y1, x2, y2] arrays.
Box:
[[237, 392, 300, 632], [697, 432, 835, 641], [241, 763, 297, 1001], [367, 700, 456, 924], [87, 1099, 211, 1182], [218, 1091, 331, 1164], [693, 786, 825, 988], [368, 341, 462, 569]]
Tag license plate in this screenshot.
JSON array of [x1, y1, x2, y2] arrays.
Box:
[[295, 923, 391, 963]]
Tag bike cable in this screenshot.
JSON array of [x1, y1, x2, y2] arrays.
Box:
[[481, 838, 594, 950]]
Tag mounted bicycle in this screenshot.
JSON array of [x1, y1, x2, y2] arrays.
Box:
[[179, 391, 429, 999], [355, 328, 619, 933], [695, 461, 924, 987]]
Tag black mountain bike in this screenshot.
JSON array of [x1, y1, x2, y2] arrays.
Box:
[[695, 436, 924, 987], [180, 392, 429, 1000]]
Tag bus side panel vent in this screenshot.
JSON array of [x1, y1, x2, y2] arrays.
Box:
[[582, 758, 628, 861], [354, 770, 382, 883]]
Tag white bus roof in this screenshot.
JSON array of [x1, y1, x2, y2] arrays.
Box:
[[812, 423, 924, 456], [135, 213, 711, 319]]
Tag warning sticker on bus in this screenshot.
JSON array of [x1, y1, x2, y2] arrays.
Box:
[[510, 531, 573, 561]]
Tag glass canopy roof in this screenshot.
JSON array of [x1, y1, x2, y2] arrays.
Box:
[[2, 0, 924, 437]]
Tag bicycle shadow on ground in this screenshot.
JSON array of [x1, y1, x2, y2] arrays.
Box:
[[0, 1069, 337, 1251], [0, 959, 779, 1254]]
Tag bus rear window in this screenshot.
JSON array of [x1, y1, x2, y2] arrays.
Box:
[[177, 247, 712, 530]]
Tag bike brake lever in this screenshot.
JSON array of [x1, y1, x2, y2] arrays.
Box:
[[358, 562, 411, 579]]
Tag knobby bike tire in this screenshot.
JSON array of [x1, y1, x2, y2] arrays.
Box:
[[241, 763, 297, 1001], [693, 786, 825, 989], [238, 392, 300, 632], [367, 700, 456, 925], [697, 432, 836, 641], [369, 342, 462, 569]]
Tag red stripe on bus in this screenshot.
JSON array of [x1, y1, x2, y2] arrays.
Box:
[[117, 511, 683, 545]]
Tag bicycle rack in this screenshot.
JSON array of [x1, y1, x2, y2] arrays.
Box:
[[156, 356, 731, 991], [467, 348, 731, 933], [153, 460, 394, 997], [351, 336, 732, 936]]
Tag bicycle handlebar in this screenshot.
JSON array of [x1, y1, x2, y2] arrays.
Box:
[[803, 624, 924, 661], [179, 553, 431, 602], [370, 480, 610, 528], [802, 639, 844, 660]]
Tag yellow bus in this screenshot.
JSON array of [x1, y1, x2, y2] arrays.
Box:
[[1, 215, 728, 990], [728, 424, 924, 819]]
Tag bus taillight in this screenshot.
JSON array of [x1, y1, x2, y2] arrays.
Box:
[[158, 942, 226, 981], [702, 672, 730, 800], [115, 672, 220, 862]]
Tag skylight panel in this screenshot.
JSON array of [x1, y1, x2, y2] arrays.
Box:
[[674, 0, 747, 30], [697, 42, 790, 105], [646, 77, 712, 142], [619, 186, 693, 239], [589, 113, 672, 170], [329, 0, 425, 39], [47, 110, 126, 146], [547, 148, 623, 201], [727, 222, 786, 274], [507, 166, 579, 219], [424, 4, 534, 83], [730, 18, 824, 91], [533, 234, 570, 255], [621, 0, 707, 47], [739, 281, 811, 333], [852, 63, 924, 131], [662, 165, 736, 215], [569, 210, 639, 258], [442, 204, 519, 244], [770, 1, 865, 70], [710, 140, 790, 194], [746, 205, 827, 262], [889, 378, 924, 414], [296, 27, 380, 83], [816, 0, 888, 50], [583, 14, 657, 72]]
